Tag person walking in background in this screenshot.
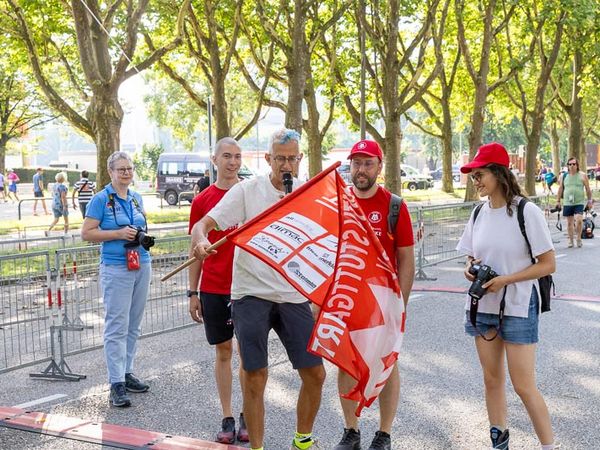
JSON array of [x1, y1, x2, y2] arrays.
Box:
[[6, 169, 20, 202], [194, 169, 211, 196], [81, 152, 152, 408], [46, 172, 69, 235], [0, 171, 6, 202], [192, 128, 325, 450], [457, 142, 559, 450], [72, 170, 96, 218], [333, 140, 415, 450], [188, 137, 248, 444], [32, 167, 50, 216], [556, 157, 593, 248]]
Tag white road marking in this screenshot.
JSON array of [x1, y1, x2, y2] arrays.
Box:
[[14, 394, 68, 409]]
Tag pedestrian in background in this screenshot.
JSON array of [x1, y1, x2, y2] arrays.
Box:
[[32, 167, 50, 216], [457, 142, 559, 450], [6, 169, 19, 202], [81, 152, 152, 408], [72, 170, 96, 218], [46, 172, 69, 235], [556, 157, 593, 248], [0, 171, 6, 202]]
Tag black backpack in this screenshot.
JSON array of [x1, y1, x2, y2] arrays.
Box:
[[473, 198, 554, 313]]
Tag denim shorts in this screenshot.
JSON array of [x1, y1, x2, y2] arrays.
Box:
[[563, 204, 584, 217], [52, 207, 68, 218], [464, 288, 539, 344]]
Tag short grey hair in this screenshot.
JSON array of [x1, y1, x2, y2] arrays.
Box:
[[267, 128, 301, 154], [55, 172, 66, 183], [215, 137, 240, 155], [107, 151, 133, 171]]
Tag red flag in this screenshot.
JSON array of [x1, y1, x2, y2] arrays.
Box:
[[227, 163, 405, 415]]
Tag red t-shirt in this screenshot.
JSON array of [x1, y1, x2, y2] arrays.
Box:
[[188, 185, 236, 294], [351, 186, 414, 269]]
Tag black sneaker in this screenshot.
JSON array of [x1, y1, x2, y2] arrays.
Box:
[[237, 413, 249, 442], [216, 417, 235, 444], [110, 382, 131, 407], [125, 373, 149, 393], [368, 431, 391, 450], [333, 428, 361, 450], [490, 427, 509, 449]]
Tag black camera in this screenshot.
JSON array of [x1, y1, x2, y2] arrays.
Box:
[[549, 205, 561, 214], [129, 226, 155, 251], [468, 263, 498, 300]]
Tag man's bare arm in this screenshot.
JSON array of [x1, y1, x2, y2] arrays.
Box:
[[396, 245, 415, 308]]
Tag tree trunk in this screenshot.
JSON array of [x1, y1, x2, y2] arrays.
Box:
[[285, 0, 307, 133], [0, 135, 8, 173], [441, 89, 454, 193], [568, 49, 583, 163], [212, 70, 231, 140], [384, 116, 402, 194], [550, 121, 560, 172], [465, 81, 488, 201], [304, 79, 323, 177], [87, 91, 123, 187]]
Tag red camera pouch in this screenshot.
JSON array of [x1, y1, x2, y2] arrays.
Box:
[[126, 248, 140, 271]]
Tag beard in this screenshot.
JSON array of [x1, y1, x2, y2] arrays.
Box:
[[351, 172, 377, 191]]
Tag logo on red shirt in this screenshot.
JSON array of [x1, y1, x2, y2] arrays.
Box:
[[368, 211, 382, 223]]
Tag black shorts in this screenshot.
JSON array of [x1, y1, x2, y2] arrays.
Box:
[[34, 191, 44, 198], [231, 296, 322, 372], [200, 292, 234, 345]]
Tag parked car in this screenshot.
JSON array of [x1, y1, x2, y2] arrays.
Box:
[[401, 165, 434, 191], [430, 164, 461, 182]]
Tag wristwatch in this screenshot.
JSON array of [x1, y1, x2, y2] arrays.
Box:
[[186, 290, 199, 298]]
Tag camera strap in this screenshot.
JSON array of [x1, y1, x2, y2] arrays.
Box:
[[107, 192, 148, 231], [469, 286, 506, 342]]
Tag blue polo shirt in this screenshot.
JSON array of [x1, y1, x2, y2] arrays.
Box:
[[86, 184, 151, 265]]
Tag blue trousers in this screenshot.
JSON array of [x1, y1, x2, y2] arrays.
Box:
[[100, 263, 151, 384]]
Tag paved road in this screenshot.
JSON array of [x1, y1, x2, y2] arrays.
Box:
[[0, 221, 598, 449]]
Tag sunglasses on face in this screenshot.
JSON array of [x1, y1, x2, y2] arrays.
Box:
[[470, 172, 484, 183]]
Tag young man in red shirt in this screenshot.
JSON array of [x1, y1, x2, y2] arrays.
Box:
[[188, 137, 248, 444], [334, 140, 415, 450]]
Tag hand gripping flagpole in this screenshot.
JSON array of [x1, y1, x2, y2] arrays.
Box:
[[161, 236, 227, 281]]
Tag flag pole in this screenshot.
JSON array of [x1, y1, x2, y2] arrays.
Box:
[[160, 236, 227, 281]]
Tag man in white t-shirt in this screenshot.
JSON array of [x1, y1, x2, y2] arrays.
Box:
[[191, 128, 325, 450]]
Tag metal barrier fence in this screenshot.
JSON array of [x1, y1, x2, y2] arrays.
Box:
[[0, 199, 556, 374], [0, 236, 192, 374]]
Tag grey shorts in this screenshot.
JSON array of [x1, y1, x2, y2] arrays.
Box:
[[231, 296, 322, 371]]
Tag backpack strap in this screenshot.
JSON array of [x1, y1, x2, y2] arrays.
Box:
[[517, 197, 536, 265], [387, 193, 403, 235], [472, 203, 484, 223]]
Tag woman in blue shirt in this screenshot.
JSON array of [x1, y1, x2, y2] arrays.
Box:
[[82, 151, 152, 407]]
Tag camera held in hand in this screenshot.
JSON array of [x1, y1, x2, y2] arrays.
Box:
[[549, 204, 561, 214], [468, 263, 498, 300], [128, 226, 155, 251]]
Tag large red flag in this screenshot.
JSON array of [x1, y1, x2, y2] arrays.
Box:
[[227, 163, 405, 415]]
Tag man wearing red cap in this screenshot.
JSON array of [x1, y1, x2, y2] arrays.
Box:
[[333, 139, 415, 450]]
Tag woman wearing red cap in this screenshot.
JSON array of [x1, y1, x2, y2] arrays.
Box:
[[456, 143, 559, 449]]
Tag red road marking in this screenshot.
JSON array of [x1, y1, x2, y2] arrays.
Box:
[[0, 407, 245, 449], [413, 285, 600, 303]]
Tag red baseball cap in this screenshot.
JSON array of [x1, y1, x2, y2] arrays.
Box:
[[460, 142, 510, 174], [348, 139, 383, 161]]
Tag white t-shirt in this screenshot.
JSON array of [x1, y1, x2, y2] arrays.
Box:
[[456, 198, 554, 318], [207, 174, 306, 304]]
